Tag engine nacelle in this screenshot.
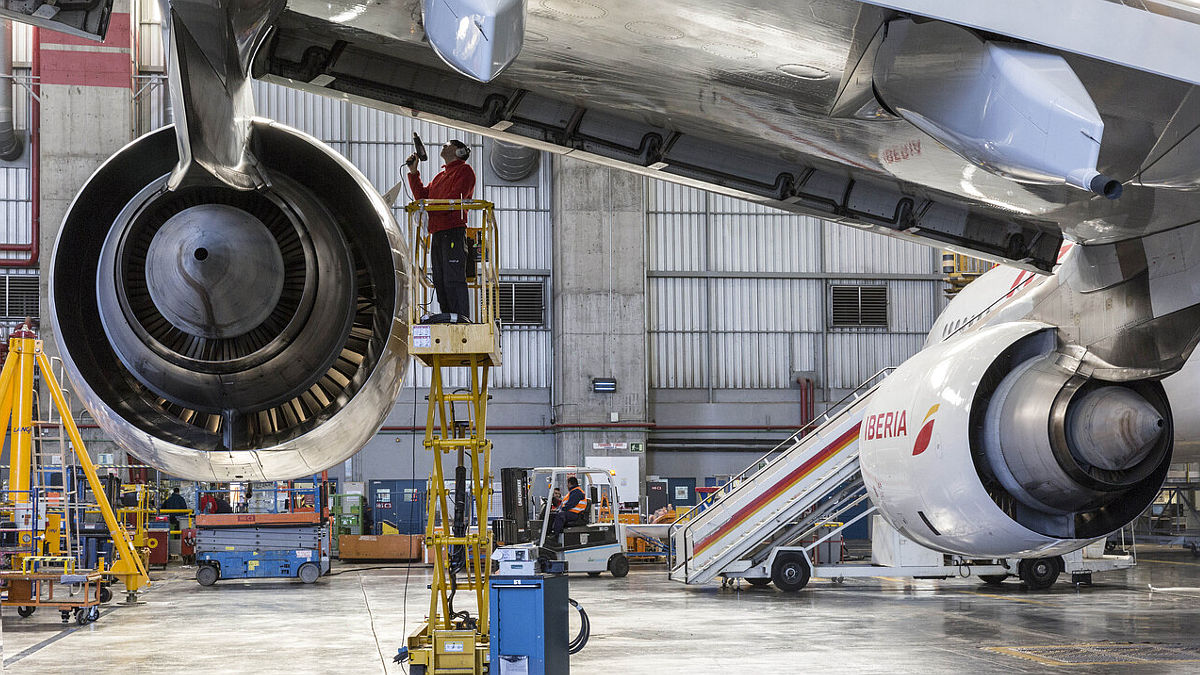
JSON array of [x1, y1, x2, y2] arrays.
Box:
[[49, 122, 409, 481], [860, 322, 1170, 558]]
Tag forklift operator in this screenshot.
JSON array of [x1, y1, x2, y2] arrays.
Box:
[[549, 477, 589, 537]]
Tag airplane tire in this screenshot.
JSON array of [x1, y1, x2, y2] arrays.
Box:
[[1018, 557, 1061, 590], [771, 552, 810, 592], [608, 553, 630, 578]]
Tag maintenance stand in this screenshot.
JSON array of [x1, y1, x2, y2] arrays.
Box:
[[400, 199, 501, 675]]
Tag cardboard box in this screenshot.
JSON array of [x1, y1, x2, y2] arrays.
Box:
[[338, 534, 424, 561]]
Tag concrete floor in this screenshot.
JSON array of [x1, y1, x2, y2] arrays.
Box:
[[5, 547, 1200, 673]]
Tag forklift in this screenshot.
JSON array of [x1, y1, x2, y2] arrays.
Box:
[[494, 467, 630, 577]]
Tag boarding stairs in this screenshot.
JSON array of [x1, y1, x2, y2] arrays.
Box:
[[668, 370, 891, 585]]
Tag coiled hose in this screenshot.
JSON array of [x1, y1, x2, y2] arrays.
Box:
[[569, 598, 590, 654]]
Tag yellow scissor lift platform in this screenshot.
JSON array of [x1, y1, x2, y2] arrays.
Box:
[[403, 199, 502, 675]]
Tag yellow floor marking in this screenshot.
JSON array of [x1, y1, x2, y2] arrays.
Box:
[[958, 591, 1055, 606], [985, 646, 1065, 666], [985, 645, 1200, 667]]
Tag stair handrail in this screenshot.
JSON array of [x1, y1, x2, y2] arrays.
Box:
[[669, 367, 894, 573]]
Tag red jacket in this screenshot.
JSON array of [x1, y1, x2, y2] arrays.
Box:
[[408, 159, 477, 233]]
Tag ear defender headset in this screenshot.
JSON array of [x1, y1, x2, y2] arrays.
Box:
[[450, 139, 471, 160]]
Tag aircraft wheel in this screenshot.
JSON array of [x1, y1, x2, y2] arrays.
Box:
[[979, 574, 1008, 586], [608, 553, 630, 578], [298, 562, 321, 584], [745, 577, 772, 588], [1018, 557, 1061, 590], [771, 552, 811, 592], [17, 606, 36, 618], [196, 564, 219, 586], [99, 585, 113, 603]]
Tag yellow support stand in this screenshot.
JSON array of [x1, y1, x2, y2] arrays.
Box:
[[403, 200, 502, 675], [0, 326, 150, 598]]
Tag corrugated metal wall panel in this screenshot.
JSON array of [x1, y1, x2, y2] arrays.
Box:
[[707, 213, 822, 274], [11, 22, 32, 65], [0, 74, 32, 264], [648, 181, 707, 213], [648, 212, 705, 271], [711, 333, 790, 388], [137, 0, 165, 70], [709, 279, 823, 332], [493, 328, 551, 388], [647, 278, 708, 332], [788, 332, 820, 374], [649, 333, 707, 388], [825, 333, 926, 389], [252, 83, 346, 141], [824, 221, 938, 274], [888, 280, 940, 333], [649, 177, 941, 392]]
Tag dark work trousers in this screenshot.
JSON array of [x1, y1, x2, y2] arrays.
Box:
[[550, 509, 585, 536], [431, 228, 470, 318]]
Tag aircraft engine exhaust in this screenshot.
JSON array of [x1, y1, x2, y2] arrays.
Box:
[[1067, 386, 1164, 471], [48, 122, 409, 482], [861, 323, 1172, 558]]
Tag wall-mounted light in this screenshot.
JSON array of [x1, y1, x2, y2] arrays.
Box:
[[592, 377, 617, 393]]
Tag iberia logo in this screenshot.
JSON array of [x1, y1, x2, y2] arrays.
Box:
[[912, 404, 939, 456]]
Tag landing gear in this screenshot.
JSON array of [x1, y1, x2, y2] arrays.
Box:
[[979, 574, 1009, 586], [1018, 556, 1062, 590], [771, 552, 811, 592], [298, 562, 321, 584], [745, 577, 772, 588], [608, 553, 630, 578]]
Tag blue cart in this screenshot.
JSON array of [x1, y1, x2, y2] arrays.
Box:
[[196, 549, 328, 585], [195, 522, 329, 585]]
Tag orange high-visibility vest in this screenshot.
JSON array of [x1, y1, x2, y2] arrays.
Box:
[[566, 486, 588, 514]]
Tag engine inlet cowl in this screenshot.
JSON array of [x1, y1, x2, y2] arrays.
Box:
[[49, 122, 409, 481]]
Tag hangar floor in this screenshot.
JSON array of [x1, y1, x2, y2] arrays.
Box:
[[4, 546, 1200, 673]]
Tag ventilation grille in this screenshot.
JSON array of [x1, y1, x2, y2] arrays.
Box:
[[498, 281, 545, 325], [830, 285, 887, 328], [2, 275, 38, 320]]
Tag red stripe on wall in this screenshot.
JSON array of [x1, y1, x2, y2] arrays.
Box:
[[39, 13, 132, 89], [693, 422, 861, 556], [40, 51, 131, 88], [41, 13, 131, 48]]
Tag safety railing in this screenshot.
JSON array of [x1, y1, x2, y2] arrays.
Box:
[[404, 199, 501, 327], [668, 367, 894, 572]]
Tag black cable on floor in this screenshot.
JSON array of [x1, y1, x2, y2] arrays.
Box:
[[568, 598, 590, 654]]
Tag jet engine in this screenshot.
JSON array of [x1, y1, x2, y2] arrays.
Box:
[[860, 321, 1170, 558], [49, 122, 409, 481]]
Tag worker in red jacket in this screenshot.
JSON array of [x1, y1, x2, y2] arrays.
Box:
[[407, 140, 477, 322]]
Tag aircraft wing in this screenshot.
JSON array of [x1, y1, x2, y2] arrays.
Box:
[[245, 0, 1200, 273], [6, 0, 1200, 272]]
